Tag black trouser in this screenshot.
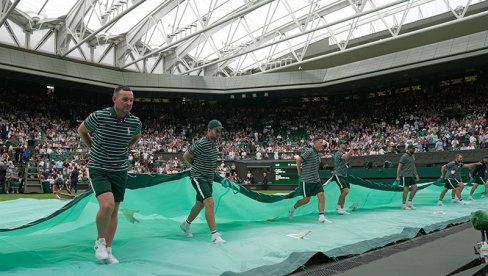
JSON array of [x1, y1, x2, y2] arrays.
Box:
[[71, 180, 78, 193], [0, 177, 5, 193]]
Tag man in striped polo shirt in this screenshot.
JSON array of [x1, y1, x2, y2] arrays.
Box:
[[180, 119, 226, 244], [437, 153, 481, 206], [288, 138, 331, 223], [396, 144, 419, 210], [78, 85, 141, 264], [333, 142, 354, 215], [468, 155, 488, 200]]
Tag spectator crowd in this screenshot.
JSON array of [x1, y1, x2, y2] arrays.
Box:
[[0, 77, 486, 184]]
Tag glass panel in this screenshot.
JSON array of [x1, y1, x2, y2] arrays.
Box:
[[104, 0, 161, 35], [7, 0, 487, 73], [7, 19, 25, 47], [100, 47, 114, 66], [0, 25, 15, 46], [38, 32, 55, 53], [17, 0, 78, 19]]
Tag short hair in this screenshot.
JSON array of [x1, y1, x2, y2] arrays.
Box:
[[114, 85, 132, 96]]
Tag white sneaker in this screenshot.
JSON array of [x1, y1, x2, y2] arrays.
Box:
[[211, 232, 226, 244], [94, 238, 109, 261], [437, 200, 444, 206], [402, 204, 412, 210], [318, 215, 332, 223], [337, 208, 349, 215], [460, 200, 470, 205], [468, 195, 474, 201], [407, 203, 416, 210], [288, 207, 295, 221], [105, 247, 119, 264], [180, 221, 193, 238]]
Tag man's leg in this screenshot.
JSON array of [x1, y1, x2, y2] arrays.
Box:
[[105, 202, 120, 247], [317, 192, 331, 223], [470, 183, 478, 196], [317, 192, 325, 214], [93, 192, 114, 261], [338, 188, 349, 209], [102, 201, 121, 264], [181, 201, 203, 238], [409, 184, 418, 201], [402, 185, 409, 205], [293, 196, 311, 209], [203, 197, 216, 232], [202, 197, 226, 244], [187, 201, 204, 223], [457, 183, 465, 200], [458, 182, 464, 195], [96, 192, 115, 240], [469, 183, 478, 200], [454, 182, 466, 202], [289, 191, 311, 221], [406, 184, 417, 209], [439, 188, 448, 201]]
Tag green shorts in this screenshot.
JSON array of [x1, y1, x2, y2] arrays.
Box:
[[299, 181, 324, 197], [444, 178, 461, 190], [400, 176, 417, 187], [333, 175, 350, 190], [191, 177, 213, 202], [88, 168, 128, 202]]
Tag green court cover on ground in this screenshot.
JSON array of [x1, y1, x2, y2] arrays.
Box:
[[0, 172, 482, 275]]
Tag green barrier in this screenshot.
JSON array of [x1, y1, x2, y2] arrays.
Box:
[[42, 181, 51, 193], [320, 167, 472, 180]]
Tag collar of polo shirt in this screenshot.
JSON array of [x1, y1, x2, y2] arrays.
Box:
[[110, 106, 129, 121]]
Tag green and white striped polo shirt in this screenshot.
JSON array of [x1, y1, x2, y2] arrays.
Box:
[[399, 153, 416, 177], [188, 136, 218, 181], [84, 106, 141, 171], [333, 151, 349, 177], [445, 161, 464, 179], [299, 147, 321, 183]]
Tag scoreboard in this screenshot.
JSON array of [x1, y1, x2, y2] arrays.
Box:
[[272, 161, 298, 184]]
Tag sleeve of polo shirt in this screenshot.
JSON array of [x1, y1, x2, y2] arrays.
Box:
[[300, 148, 310, 161], [399, 154, 408, 164], [84, 111, 99, 133], [134, 119, 142, 135], [336, 152, 343, 161], [188, 140, 202, 157]]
